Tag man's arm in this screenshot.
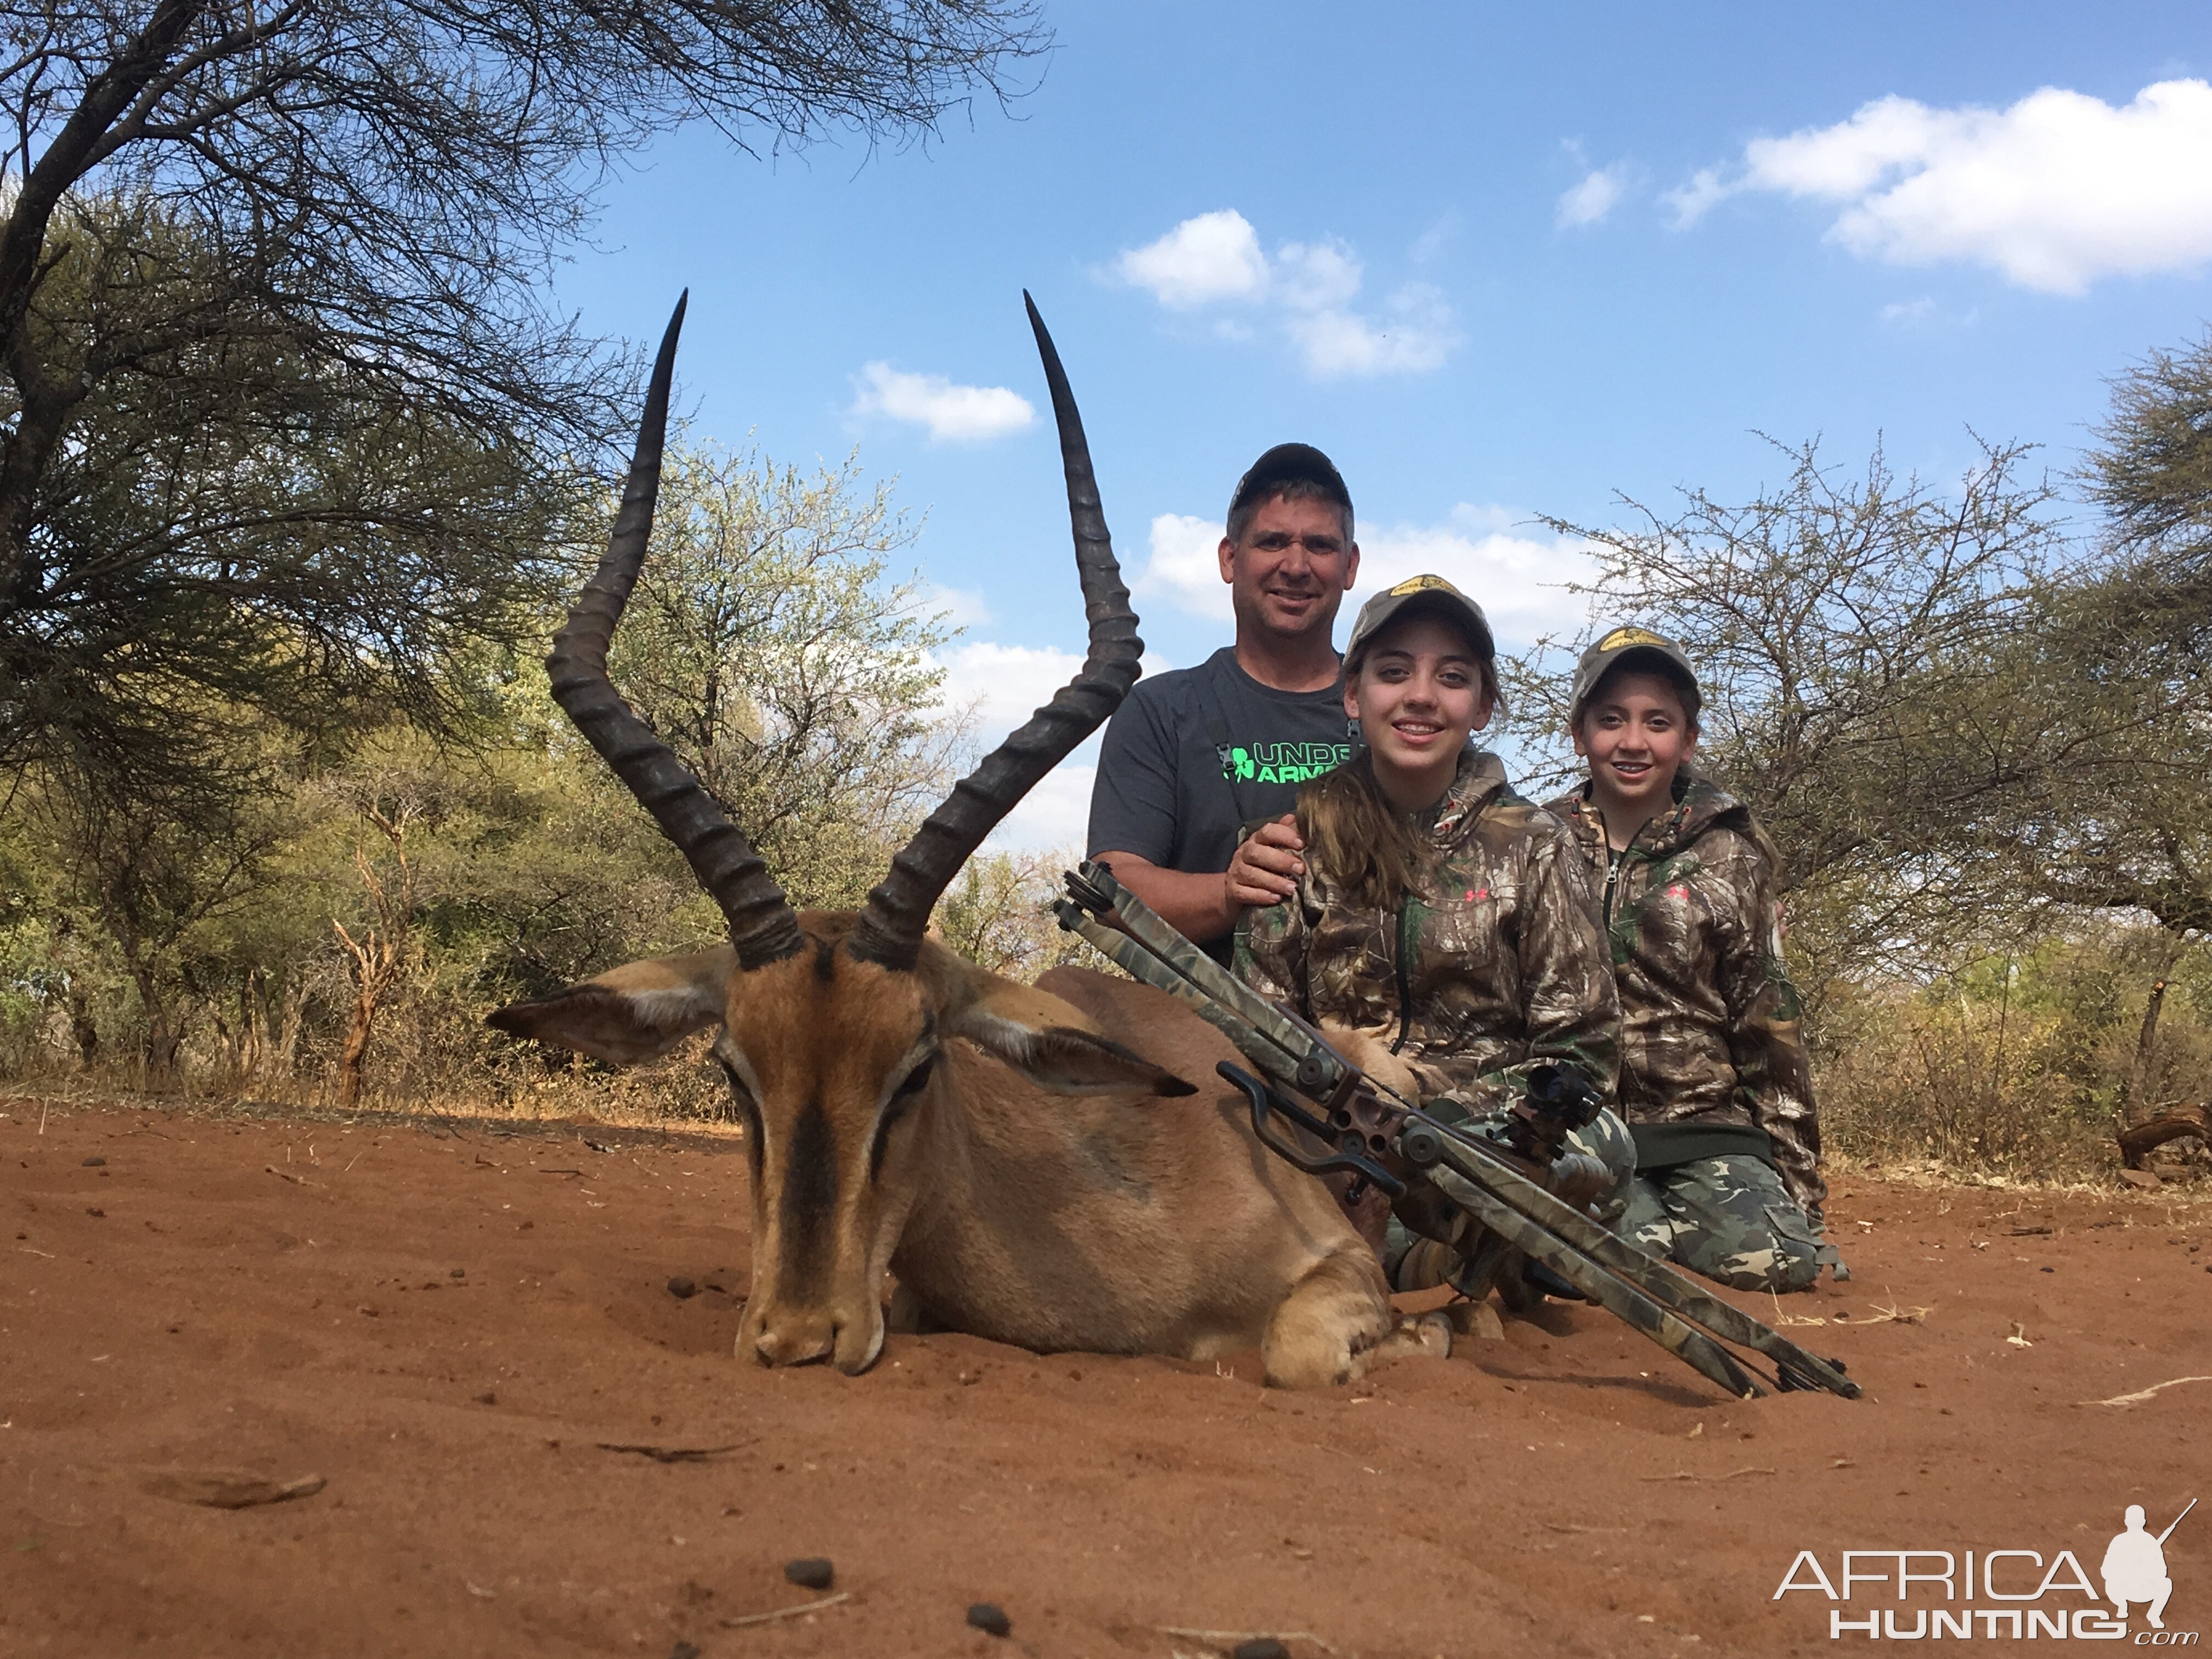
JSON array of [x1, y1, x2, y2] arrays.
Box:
[[1094, 819, 1305, 946]]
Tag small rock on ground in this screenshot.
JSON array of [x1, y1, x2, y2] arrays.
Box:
[[783, 1557, 833, 1590], [967, 1602, 1012, 1638]]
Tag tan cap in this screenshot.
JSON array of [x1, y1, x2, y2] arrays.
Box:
[[1568, 625, 1700, 719], [1342, 573, 1495, 667]]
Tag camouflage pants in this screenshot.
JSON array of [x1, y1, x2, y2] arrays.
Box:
[[1616, 1154, 1822, 1293]]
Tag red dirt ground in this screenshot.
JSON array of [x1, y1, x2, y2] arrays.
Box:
[[3, 1099, 2207, 1658]]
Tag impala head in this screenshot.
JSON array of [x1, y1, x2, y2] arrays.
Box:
[[488, 292, 1169, 1373]]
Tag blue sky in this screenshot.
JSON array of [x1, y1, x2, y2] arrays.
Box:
[[550, 2, 2212, 849]]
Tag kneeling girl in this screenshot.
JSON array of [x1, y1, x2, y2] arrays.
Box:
[[1544, 628, 1835, 1292], [1235, 575, 1630, 1289]]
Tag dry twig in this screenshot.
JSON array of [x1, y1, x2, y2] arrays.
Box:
[[2078, 1375, 2212, 1408], [722, 1592, 850, 1628]]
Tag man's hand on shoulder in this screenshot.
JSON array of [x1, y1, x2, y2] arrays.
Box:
[[1226, 814, 1304, 910]]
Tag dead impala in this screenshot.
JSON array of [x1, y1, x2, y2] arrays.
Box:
[[488, 295, 1446, 1387]]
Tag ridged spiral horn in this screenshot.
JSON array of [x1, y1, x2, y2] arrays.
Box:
[[846, 293, 1143, 970], [544, 294, 804, 970]]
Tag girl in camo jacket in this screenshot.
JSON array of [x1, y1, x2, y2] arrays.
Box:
[[1235, 575, 1629, 1296], [1543, 627, 1838, 1293]]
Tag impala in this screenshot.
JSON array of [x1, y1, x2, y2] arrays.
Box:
[[489, 295, 1446, 1387]]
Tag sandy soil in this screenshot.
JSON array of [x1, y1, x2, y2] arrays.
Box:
[[3, 1099, 2206, 1658]]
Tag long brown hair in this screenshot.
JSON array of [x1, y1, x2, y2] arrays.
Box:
[[1297, 752, 1428, 912]]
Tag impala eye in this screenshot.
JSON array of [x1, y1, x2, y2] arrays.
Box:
[[892, 1052, 939, 1101]]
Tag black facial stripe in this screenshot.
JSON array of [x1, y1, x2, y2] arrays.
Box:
[[775, 1096, 836, 1304]]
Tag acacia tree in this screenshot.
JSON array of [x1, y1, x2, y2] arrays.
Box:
[[2015, 331, 2212, 940], [0, 0, 1042, 782]]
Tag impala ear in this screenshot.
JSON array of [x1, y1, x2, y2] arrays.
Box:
[[949, 979, 1197, 1097], [487, 948, 735, 1066]]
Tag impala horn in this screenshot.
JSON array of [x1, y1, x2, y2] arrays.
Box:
[[846, 293, 1143, 971], [544, 293, 805, 970]]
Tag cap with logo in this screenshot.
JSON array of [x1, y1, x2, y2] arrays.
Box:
[[1228, 442, 1354, 533], [1342, 573, 1496, 667], [1568, 625, 1701, 720]]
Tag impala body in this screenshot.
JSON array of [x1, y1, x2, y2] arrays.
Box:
[[490, 296, 1444, 1387]]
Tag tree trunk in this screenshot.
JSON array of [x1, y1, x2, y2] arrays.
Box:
[[334, 982, 382, 1111], [66, 985, 98, 1064], [2123, 978, 2169, 1116]]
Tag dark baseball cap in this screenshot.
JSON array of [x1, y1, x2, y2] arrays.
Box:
[[1569, 625, 1701, 720], [1343, 573, 1495, 667], [1227, 442, 1353, 534]]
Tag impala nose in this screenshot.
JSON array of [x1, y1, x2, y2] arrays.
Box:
[[748, 1314, 835, 1368]]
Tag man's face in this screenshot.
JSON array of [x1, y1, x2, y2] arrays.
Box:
[[1217, 494, 1359, 643]]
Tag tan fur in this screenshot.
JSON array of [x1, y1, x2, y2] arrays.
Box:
[[491, 912, 1446, 1387]]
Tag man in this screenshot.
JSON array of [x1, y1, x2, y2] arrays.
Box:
[[1087, 443, 1362, 963]]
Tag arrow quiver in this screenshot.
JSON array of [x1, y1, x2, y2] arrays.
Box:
[[1053, 860, 1859, 1402]]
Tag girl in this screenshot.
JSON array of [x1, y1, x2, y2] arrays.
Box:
[[1544, 627, 1836, 1292], [1236, 574, 1629, 1295]]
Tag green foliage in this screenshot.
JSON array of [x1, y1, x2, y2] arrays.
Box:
[[1818, 926, 2212, 1177], [606, 439, 960, 910]]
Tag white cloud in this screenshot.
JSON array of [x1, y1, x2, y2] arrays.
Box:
[[1356, 509, 1598, 649], [1284, 282, 1459, 379], [1662, 166, 1731, 228], [1878, 296, 1937, 324], [1556, 165, 1628, 228], [934, 641, 1177, 747], [1113, 210, 1269, 308], [1275, 239, 1364, 311], [1669, 78, 2212, 294], [986, 753, 1096, 853], [850, 363, 1034, 443], [1130, 503, 1597, 648], [1132, 512, 1231, 622], [920, 583, 993, 628], [1113, 212, 1459, 379], [933, 640, 1085, 737]]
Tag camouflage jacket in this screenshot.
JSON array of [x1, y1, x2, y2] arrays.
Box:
[[1543, 778, 1825, 1213], [1237, 749, 1620, 1120]]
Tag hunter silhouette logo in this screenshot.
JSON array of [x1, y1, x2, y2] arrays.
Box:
[[2106, 1501, 2193, 1630], [1773, 1498, 2197, 1641]]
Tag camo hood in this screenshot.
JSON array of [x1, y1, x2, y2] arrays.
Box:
[[1544, 775, 1825, 1213], [1238, 748, 1620, 1118]]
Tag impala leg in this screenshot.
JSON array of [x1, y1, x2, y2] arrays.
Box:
[[1261, 1248, 1451, 1389]]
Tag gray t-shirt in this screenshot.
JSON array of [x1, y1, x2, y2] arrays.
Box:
[[1087, 646, 1358, 958]]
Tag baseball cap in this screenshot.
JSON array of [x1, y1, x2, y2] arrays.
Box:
[[1568, 625, 1701, 720], [1342, 573, 1496, 667], [1227, 442, 1353, 534]]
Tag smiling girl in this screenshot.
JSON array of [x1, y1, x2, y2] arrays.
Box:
[[1237, 575, 1628, 1296], [1545, 627, 1837, 1292]]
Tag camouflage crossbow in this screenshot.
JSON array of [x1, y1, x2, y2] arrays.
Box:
[[1054, 860, 1859, 1402]]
